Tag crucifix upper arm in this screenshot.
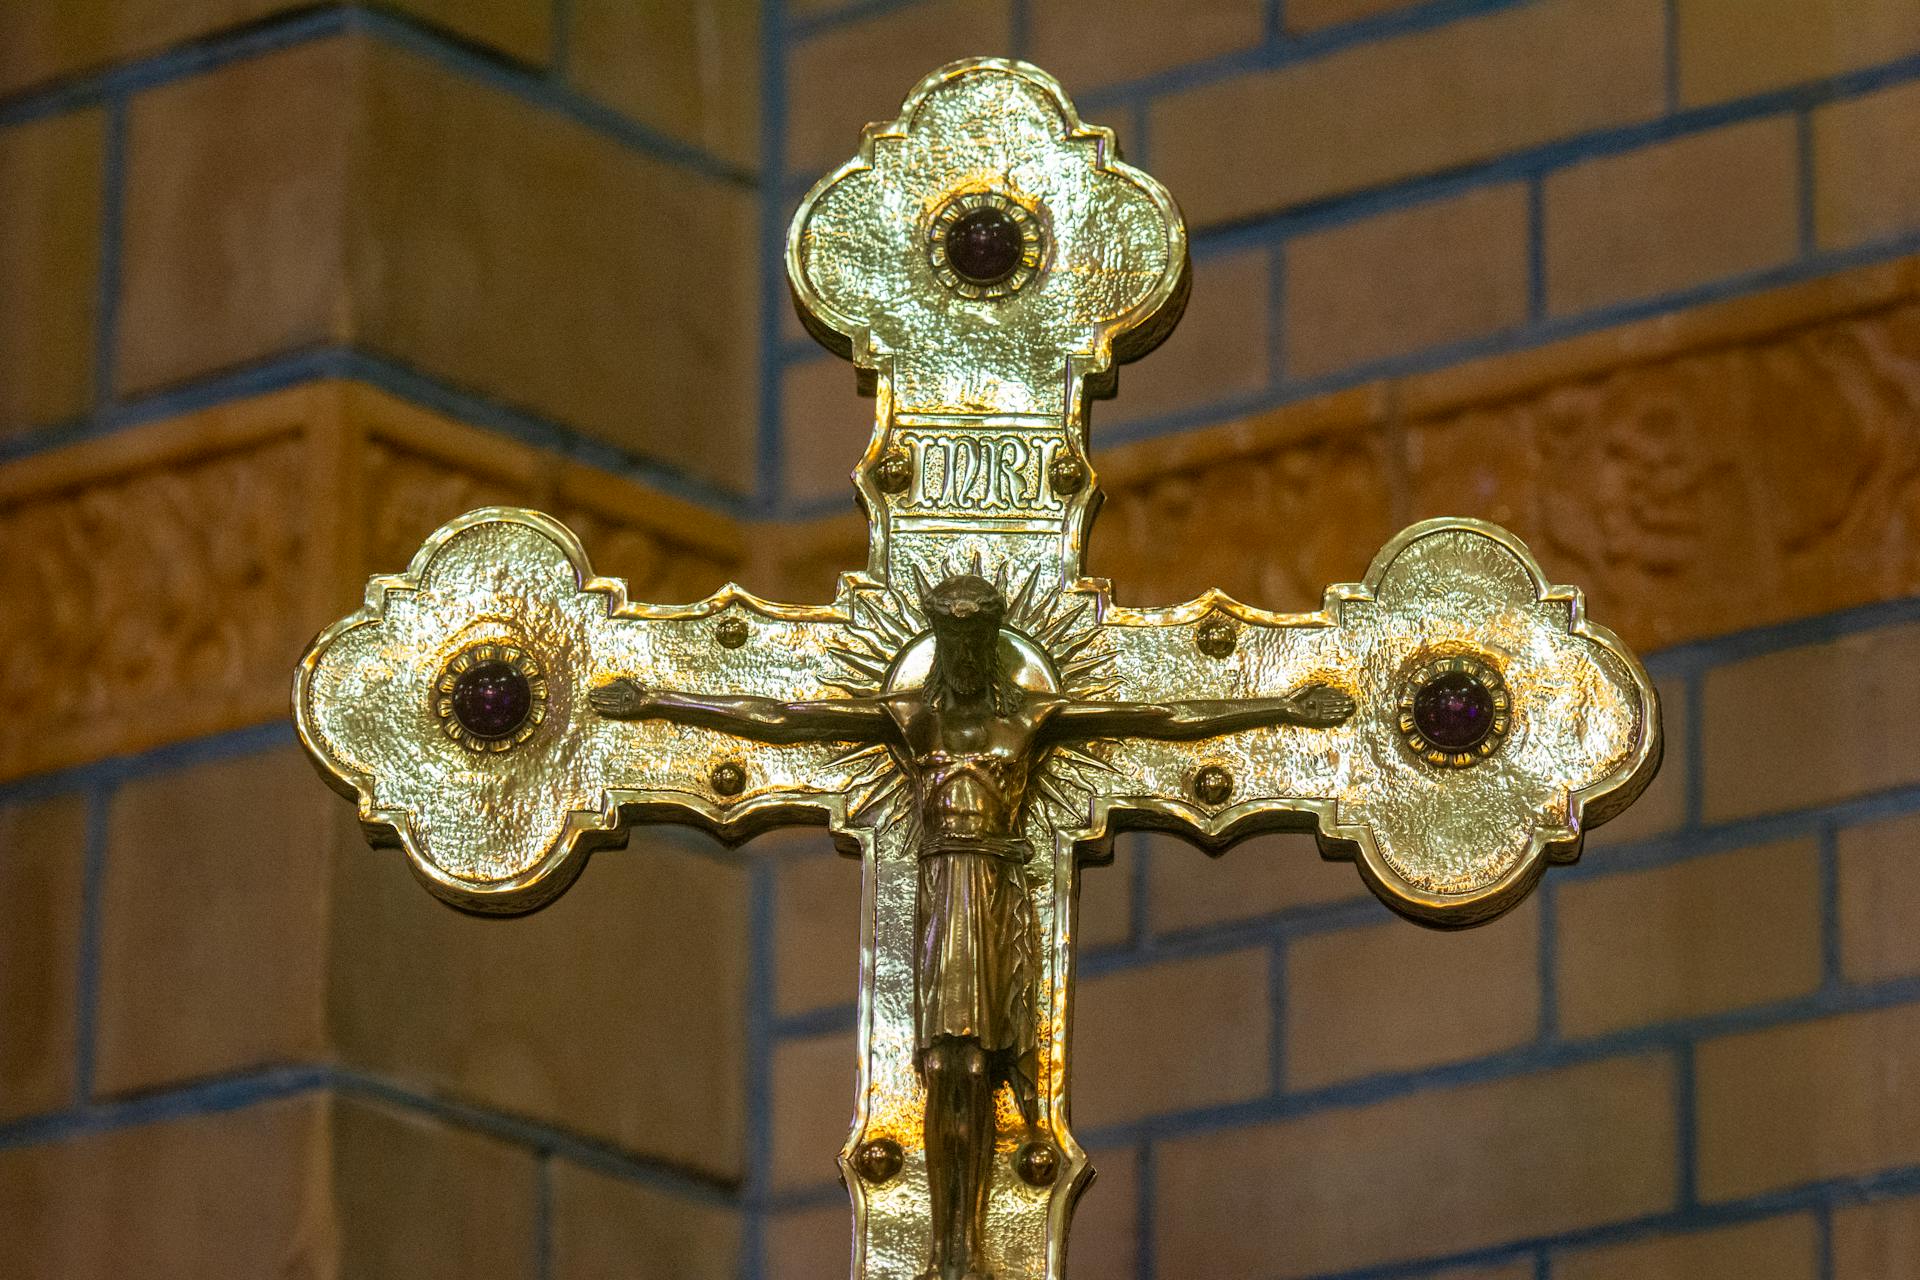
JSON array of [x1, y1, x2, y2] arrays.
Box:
[[1043, 682, 1356, 741], [590, 676, 893, 745]]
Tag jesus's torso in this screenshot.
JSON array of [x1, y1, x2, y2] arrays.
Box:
[[889, 692, 1060, 848]]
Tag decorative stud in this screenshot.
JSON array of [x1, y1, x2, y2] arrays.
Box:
[[1191, 764, 1234, 806], [1195, 615, 1237, 658], [1048, 455, 1085, 496], [435, 642, 547, 753], [1015, 1141, 1059, 1187], [855, 1137, 905, 1184], [875, 449, 914, 494], [710, 762, 747, 796], [927, 192, 1046, 299], [715, 616, 750, 649], [1398, 652, 1512, 768]]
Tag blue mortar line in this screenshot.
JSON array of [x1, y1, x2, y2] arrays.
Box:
[[0, 721, 295, 809], [754, 0, 794, 519], [1127, 834, 1152, 950], [535, 1154, 555, 1280], [547, 0, 573, 81], [761, 1184, 848, 1217], [1009, 0, 1031, 60], [1266, 0, 1288, 43], [1, 1062, 334, 1150], [1129, 96, 1152, 171], [0, 1060, 751, 1207], [1679, 669, 1705, 831], [0, 7, 354, 126], [1816, 1201, 1835, 1280], [0, 5, 756, 186], [1675, 1042, 1699, 1209], [1663, 0, 1682, 113], [1819, 824, 1844, 990], [773, 1003, 859, 1040], [742, 855, 780, 1279], [785, 0, 935, 40], [1136, 1140, 1158, 1280], [767, 226, 1920, 523], [1074, 52, 1920, 259], [1057, 774, 1920, 979], [90, 96, 126, 412], [333, 1067, 747, 1203], [70, 780, 113, 1104], [1268, 935, 1289, 1094], [0, 717, 758, 873], [1536, 878, 1559, 1042], [1797, 106, 1819, 256], [1649, 592, 1920, 675], [351, 8, 756, 186], [1266, 241, 1287, 384], [1525, 175, 1547, 322], [0, 344, 758, 520], [1071, 974, 1920, 1155], [1534, 1250, 1551, 1280], [1285, 1169, 1920, 1280]]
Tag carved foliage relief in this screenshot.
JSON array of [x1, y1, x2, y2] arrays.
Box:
[[1092, 295, 1920, 654], [0, 436, 309, 778], [1435, 300, 1920, 649], [6, 279, 1920, 780]]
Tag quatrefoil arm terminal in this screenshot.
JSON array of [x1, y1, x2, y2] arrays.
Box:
[[1085, 519, 1662, 927], [293, 508, 874, 914], [787, 57, 1190, 420]]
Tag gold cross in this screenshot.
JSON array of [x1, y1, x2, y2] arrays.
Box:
[[295, 59, 1661, 1280]]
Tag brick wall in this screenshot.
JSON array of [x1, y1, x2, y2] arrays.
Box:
[[4, 3, 1920, 1279]]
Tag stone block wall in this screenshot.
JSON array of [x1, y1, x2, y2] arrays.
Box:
[[4, 3, 1920, 1278]]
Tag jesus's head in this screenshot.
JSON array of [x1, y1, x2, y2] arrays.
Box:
[[923, 574, 1009, 705]]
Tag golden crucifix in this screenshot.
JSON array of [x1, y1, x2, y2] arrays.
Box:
[[295, 60, 1661, 1280]]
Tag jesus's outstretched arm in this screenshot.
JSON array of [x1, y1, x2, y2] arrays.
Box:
[[1043, 682, 1355, 741], [589, 677, 894, 745]]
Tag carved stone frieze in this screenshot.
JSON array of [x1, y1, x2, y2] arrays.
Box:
[[0, 433, 309, 778], [6, 262, 1920, 781], [1418, 297, 1920, 650], [0, 383, 745, 782]]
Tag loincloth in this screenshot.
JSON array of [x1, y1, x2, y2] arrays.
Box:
[[913, 836, 1040, 1120]]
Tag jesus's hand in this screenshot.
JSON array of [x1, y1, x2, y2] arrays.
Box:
[[1288, 683, 1356, 727], [588, 677, 654, 719]]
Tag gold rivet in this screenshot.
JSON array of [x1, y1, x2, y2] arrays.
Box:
[[1048, 455, 1085, 495], [711, 762, 746, 796], [1015, 1141, 1059, 1187], [1192, 764, 1234, 806], [715, 616, 750, 649], [855, 1138, 904, 1184], [875, 449, 913, 494], [1195, 615, 1236, 658]]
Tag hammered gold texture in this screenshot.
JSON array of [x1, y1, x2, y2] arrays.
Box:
[[787, 59, 1185, 421], [297, 58, 1661, 1280]]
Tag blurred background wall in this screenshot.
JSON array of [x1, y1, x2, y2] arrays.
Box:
[[4, 1, 1920, 1277]]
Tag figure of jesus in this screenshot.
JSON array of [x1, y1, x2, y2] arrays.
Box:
[[591, 574, 1354, 1280]]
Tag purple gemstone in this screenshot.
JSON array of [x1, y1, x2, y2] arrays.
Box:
[[945, 207, 1022, 284], [452, 661, 532, 739], [1412, 671, 1494, 750]]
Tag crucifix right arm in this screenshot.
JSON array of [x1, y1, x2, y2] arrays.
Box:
[[589, 676, 894, 744]]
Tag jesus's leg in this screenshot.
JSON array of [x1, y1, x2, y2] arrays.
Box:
[[921, 1039, 964, 1280], [921, 1036, 997, 1280], [956, 1039, 995, 1279]]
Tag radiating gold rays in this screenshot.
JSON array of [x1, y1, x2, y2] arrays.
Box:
[[825, 553, 1121, 830]]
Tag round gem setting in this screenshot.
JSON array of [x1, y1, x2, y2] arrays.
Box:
[[927, 192, 1046, 299], [1398, 653, 1512, 768], [436, 642, 548, 753]]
